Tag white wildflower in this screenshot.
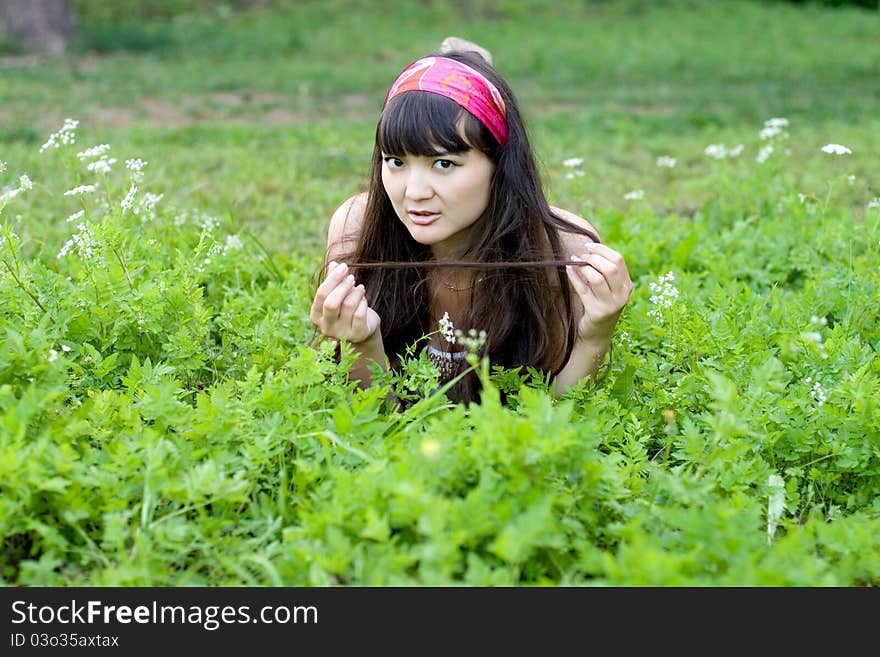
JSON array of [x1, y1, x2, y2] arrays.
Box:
[[803, 331, 823, 343], [0, 161, 6, 173], [764, 117, 789, 129], [86, 156, 117, 174], [76, 144, 111, 160], [455, 328, 487, 353], [647, 271, 679, 321], [137, 192, 163, 219], [195, 213, 220, 232], [564, 170, 585, 179], [810, 379, 827, 406], [120, 183, 137, 214], [656, 156, 677, 168], [705, 143, 743, 159], [704, 144, 727, 159], [821, 143, 852, 155], [868, 198, 880, 209], [125, 158, 147, 172], [48, 349, 59, 363], [63, 184, 97, 197], [623, 189, 644, 200], [60, 344, 71, 352], [562, 157, 584, 168], [439, 311, 456, 344], [766, 473, 786, 545], [39, 118, 79, 152], [18, 175, 33, 190], [66, 209, 85, 223], [57, 222, 97, 259], [756, 145, 774, 163], [759, 118, 789, 141], [224, 234, 244, 252], [810, 315, 828, 326], [847, 174, 856, 185]]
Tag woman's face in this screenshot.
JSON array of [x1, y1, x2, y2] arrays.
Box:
[[380, 144, 495, 258]]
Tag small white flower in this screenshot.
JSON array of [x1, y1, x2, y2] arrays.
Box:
[[647, 271, 679, 321], [847, 174, 856, 185], [63, 184, 97, 197], [66, 209, 85, 223], [803, 331, 823, 343], [39, 118, 79, 153], [562, 157, 584, 168], [455, 328, 487, 352], [18, 175, 33, 190], [756, 145, 774, 163], [705, 143, 743, 159], [438, 311, 456, 344], [120, 183, 137, 214], [766, 473, 786, 545], [623, 189, 644, 200], [48, 349, 59, 362], [125, 158, 148, 172], [61, 344, 71, 352], [704, 144, 726, 159], [810, 315, 828, 326], [655, 156, 677, 168], [224, 234, 244, 252], [76, 144, 111, 160], [57, 222, 97, 259], [86, 156, 117, 174], [821, 143, 852, 155], [759, 117, 789, 141], [868, 198, 880, 209], [0, 161, 6, 173]]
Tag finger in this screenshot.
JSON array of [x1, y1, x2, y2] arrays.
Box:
[[354, 294, 368, 321], [340, 283, 366, 318], [586, 242, 626, 266], [314, 261, 351, 305], [351, 295, 368, 334], [322, 273, 357, 319], [566, 256, 599, 305], [582, 253, 617, 293]]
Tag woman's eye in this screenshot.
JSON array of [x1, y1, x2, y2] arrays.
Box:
[[434, 159, 455, 170], [383, 156, 404, 168]]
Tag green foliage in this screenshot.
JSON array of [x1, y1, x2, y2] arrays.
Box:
[[1, 0, 878, 586]]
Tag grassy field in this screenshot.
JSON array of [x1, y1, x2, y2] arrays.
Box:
[[1, 0, 879, 586]]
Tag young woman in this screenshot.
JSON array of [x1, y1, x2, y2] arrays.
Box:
[[310, 47, 633, 404]]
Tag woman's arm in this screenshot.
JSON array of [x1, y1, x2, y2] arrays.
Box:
[[311, 193, 389, 389], [551, 209, 633, 396]]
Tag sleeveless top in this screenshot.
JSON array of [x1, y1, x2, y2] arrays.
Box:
[[426, 344, 467, 382]]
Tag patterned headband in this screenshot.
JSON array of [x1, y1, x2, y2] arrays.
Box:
[[384, 56, 509, 147]]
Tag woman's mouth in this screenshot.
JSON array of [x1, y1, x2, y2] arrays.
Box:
[[408, 210, 440, 225]]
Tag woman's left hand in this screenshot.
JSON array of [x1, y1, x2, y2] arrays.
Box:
[[565, 242, 633, 342]]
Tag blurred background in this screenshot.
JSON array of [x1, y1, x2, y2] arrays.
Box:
[[2, 0, 878, 252]]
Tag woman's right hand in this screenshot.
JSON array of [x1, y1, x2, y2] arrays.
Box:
[[309, 261, 381, 344]]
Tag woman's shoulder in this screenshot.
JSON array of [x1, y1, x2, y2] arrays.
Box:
[[548, 205, 601, 257], [327, 192, 368, 260]]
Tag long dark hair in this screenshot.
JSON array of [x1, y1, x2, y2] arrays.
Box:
[[330, 49, 598, 404]]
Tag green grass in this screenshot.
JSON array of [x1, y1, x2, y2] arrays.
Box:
[[1, 0, 879, 586]]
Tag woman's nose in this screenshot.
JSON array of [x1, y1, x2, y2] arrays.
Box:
[[405, 169, 435, 200]]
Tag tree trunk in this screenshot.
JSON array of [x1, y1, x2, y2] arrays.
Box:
[[0, 0, 76, 54]]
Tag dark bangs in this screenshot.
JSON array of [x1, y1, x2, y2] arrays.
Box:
[[379, 91, 495, 157]]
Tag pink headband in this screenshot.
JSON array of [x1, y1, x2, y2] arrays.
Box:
[[384, 56, 509, 147]]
